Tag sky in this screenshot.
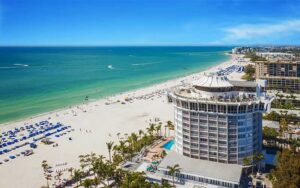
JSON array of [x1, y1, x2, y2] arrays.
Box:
[[1, 0, 300, 46]]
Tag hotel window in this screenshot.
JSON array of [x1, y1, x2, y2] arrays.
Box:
[[229, 135, 236, 139], [175, 100, 181, 107], [218, 121, 226, 125], [200, 138, 207, 142], [254, 104, 259, 111], [218, 105, 226, 113], [189, 102, 198, 110], [199, 126, 207, 130], [181, 101, 189, 109], [191, 131, 198, 136], [190, 112, 197, 116], [219, 140, 227, 145], [191, 143, 199, 147], [219, 115, 226, 119], [228, 116, 237, 124], [183, 123, 189, 128], [190, 118, 198, 123], [209, 139, 217, 144], [200, 132, 208, 137], [227, 105, 237, 113], [238, 122, 244, 127], [208, 120, 217, 126], [199, 103, 207, 111], [199, 119, 207, 124], [199, 114, 207, 120], [183, 129, 190, 134], [247, 104, 253, 112], [183, 140, 189, 145], [218, 128, 226, 133], [208, 114, 217, 119], [209, 151, 217, 156], [259, 103, 265, 110], [239, 105, 247, 113], [182, 110, 189, 115], [183, 146, 190, 150], [208, 104, 217, 112], [209, 127, 217, 131]]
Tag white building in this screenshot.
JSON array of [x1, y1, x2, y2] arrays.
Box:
[[256, 52, 295, 62], [156, 73, 272, 187]]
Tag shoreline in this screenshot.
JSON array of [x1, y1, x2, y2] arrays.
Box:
[[0, 55, 244, 188], [0, 54, 230, 127]]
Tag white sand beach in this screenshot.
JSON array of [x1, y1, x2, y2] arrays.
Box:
[[0, 55, 247, 188]]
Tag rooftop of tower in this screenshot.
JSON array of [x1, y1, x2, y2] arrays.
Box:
[[192, 72, 233, 88], [169, 73, 268, 103]]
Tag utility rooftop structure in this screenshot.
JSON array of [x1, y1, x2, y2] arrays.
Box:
[[158, 151, 243, 188], [167, 73, 272, 164]]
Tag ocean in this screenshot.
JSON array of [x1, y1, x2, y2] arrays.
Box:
[[0, 46, 231, 124]]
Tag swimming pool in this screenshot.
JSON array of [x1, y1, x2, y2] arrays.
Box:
[[163, 140, 174, 150]]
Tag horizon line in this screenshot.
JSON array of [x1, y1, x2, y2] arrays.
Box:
[[0, 44, 299, 48]]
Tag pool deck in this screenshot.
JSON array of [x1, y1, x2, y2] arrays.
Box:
[[142, 136, 174, 162]]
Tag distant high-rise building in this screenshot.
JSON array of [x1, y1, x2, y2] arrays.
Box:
[[255, 60, 300, 92]]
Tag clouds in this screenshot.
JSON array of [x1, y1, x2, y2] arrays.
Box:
[[220, 19, 300, 44]]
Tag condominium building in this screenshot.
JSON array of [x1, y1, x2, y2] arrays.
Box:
[[255, 60, 300, 92]]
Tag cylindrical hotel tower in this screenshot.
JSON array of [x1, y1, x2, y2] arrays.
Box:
[[167, 73, 270, 164]]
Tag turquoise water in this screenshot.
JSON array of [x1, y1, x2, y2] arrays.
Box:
[[0, 47, 231, 124], [163, 140, 175, 150]]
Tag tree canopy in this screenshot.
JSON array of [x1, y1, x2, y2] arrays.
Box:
[[269, 149, 300, 188]]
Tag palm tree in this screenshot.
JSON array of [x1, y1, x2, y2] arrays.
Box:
[[156, 123, 162, 137], [117, 132, 121, 140], [242, 157, 252, 175], [114, 140, 127, 159], [41, 160, 52, 188], [167, 164, 181, 187], [278, 94, 284, 107], [106, 141, 114, 163], [279, 117, 288, 135], [290, 94, 296, 100], [82, 179, 93, 188], [68, 167, 74, 179], [74, 169, 83, 186], [152, 154, 159, 161], [254, 153, 264, 173], [138, 129, 144, 138], [167, 121, 174, 137], [147, 124, 156, 136], [160, 150, 167, 158], [55, 171, 63, 186], [164, 125, 168, 138], [124, 133, 128, 139]]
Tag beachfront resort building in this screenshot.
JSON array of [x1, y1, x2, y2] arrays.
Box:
[[157, 73, 272, 188], [256, 52, 296, 62], [255, 60, 300, 92]]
